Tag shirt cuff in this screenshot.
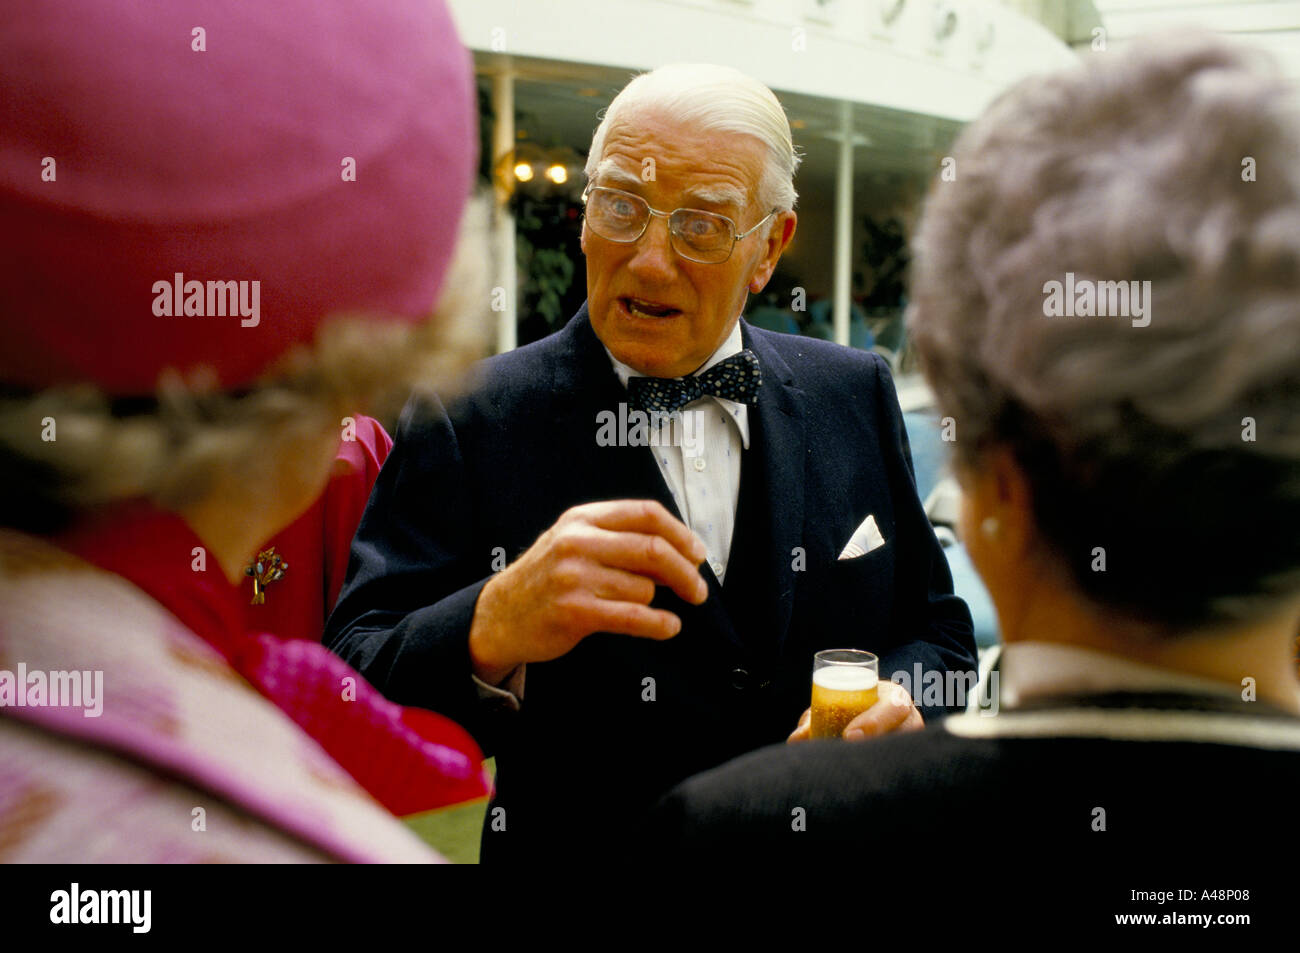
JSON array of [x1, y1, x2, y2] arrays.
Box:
[[471, 664, 525, 711]]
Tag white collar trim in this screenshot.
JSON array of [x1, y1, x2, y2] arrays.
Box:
[[944, 706, 1300, 750]]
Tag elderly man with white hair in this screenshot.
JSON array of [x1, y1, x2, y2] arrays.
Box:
[[326, 63, 976, 862]]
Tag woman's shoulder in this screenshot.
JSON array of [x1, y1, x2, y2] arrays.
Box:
[[0, 529, 441, 863]]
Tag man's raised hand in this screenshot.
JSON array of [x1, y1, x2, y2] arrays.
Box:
[[468, 500, 709, 685]]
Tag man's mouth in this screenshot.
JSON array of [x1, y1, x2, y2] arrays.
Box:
[[620, 296, 682, 319]]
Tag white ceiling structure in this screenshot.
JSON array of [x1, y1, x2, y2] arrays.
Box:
[[455, 1, 1297, 198], [1088, 0, 1300, 79], [455, 0, 1079, 201]]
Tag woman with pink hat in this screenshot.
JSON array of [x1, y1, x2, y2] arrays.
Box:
[[0, 0, 490, 861]]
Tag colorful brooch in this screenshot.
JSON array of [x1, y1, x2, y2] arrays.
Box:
[[245, 546, 288, 605]]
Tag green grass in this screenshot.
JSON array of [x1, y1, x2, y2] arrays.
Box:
[[402, 757, 493, 864]]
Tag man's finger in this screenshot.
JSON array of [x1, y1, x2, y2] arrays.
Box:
[[786, 708, 812, 744], [586, 599, 684, 641], [580, 527, 709, 604], [842, 682, 921, 739], [587, 565, 657, 605], [842, 705, 907, 739], [574, 499, 708, 564]]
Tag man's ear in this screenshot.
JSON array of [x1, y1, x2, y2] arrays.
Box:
[[579, 218, 589, 256], [748, 211, 797, 293]]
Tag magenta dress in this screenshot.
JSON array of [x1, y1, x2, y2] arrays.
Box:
[[241, 414, 394, 643], [0, 452, 490, 861]]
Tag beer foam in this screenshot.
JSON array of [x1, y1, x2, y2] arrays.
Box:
[[813, 665, 878, 692]]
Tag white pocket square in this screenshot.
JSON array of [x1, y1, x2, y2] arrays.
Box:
[[838, 514, 886, 560]]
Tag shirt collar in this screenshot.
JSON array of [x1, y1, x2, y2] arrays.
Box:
[[604, 317, 751, 449], [998, 641, 1246, 711]]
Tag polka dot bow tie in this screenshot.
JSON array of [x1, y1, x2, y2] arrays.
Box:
[[627, 349, 763, 415]]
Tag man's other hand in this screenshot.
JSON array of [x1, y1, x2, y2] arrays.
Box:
[[786, 680, 925, 743], [468, 500, 709, 685]]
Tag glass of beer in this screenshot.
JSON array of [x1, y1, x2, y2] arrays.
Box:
[[810, 649, 879, 739]]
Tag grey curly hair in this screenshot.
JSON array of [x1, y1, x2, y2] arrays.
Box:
[[907, 33, 1300, 626]]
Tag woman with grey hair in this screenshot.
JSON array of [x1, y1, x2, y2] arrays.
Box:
[[645, 34, 1300, 875]]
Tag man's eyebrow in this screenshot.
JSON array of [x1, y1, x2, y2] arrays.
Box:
[[682, 184, 747, 210], [592, 162, 642, 190], [592, 161, 749, 211]]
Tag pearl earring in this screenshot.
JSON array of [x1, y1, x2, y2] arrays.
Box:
[[981, 517, 1000, 539]]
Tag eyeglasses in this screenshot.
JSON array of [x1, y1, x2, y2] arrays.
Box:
[[582, 186, 776, 264]]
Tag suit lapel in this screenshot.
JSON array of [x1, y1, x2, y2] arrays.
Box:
[[720, 321, 806, 653], [548, 306, 741, 648], [549, 305, 680, 516]]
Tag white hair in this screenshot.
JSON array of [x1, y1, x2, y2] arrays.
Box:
[[584, 63, 801, 213]]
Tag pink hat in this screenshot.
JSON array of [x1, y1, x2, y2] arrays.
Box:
[[0, 0, 476, 395]]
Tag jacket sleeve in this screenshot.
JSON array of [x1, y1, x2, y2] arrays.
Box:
[[869, 355, 978, 721], [323, 391, 500, 749]]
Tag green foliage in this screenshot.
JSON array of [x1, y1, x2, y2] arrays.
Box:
[[856, 215, 909, 310], [513, 192, 584, 340], [477, 81, 585, 340]]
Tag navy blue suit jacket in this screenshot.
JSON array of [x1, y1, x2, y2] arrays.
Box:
[[325, 304, 975, 861]]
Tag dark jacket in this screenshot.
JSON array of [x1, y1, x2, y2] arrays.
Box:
[[646, 688, 1300, 879], [325, 304, 975, 862]]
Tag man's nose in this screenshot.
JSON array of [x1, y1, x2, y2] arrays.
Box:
[[626, 213, 679, 282]]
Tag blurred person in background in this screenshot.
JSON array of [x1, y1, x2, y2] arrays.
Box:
[[646, 34, 1300, 866], [0, 0, 491, 861]]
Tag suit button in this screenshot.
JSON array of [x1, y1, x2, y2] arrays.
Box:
[[730, 667, 751, 691]]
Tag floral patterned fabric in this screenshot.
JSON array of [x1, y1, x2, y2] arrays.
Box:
[[0, 529, 449, 862]]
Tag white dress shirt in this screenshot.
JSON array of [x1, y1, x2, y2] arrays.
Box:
[[606, 317, 750, 583]]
